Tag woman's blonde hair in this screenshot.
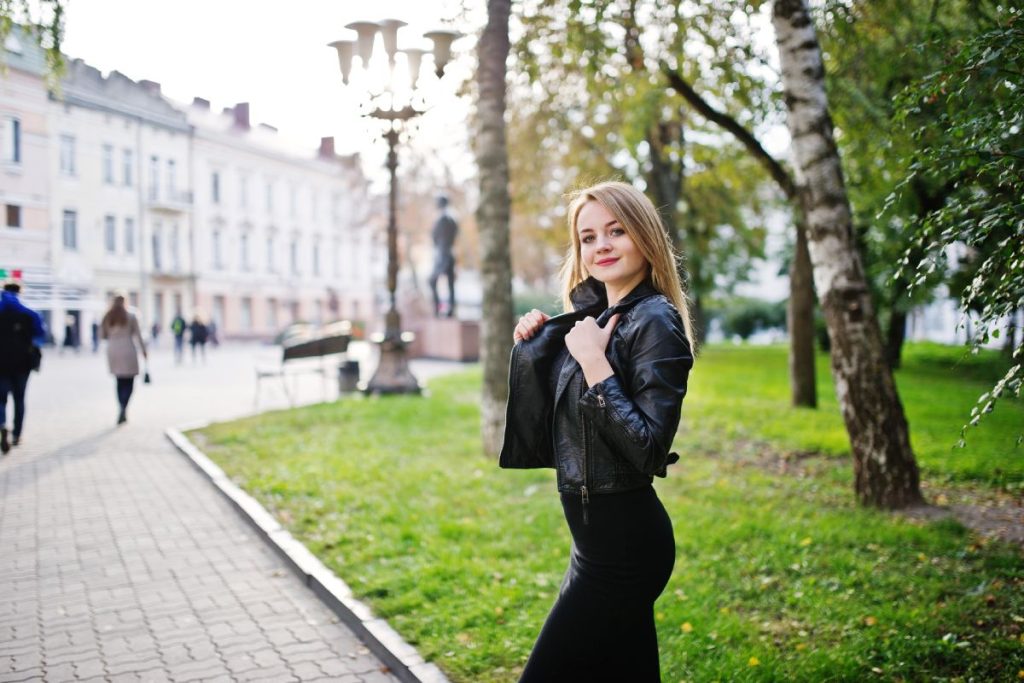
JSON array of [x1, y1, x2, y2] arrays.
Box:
[[559, 180, 696, 348]]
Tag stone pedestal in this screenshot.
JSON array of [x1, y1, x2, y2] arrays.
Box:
[[414, 318, 480, 361]]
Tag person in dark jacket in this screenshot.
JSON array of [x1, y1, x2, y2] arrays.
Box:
[[501, 181, 696, 681], [0, 281, 46, 453], [189, 315, 208, 362]]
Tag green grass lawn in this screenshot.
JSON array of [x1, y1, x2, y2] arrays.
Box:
[[192, 344, 1024, 682], [687, 342, 1023, 485]]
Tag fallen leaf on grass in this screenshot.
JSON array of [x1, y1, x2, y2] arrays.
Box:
[[864, 616, 878, 627]]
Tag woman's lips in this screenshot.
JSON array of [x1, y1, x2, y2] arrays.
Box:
[[596, 257, 619, 266]]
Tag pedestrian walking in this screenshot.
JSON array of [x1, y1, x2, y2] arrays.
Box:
[[189, 315, 208, 362], [100, 293, 148, 425], [501, 181, 696, 681], [91, 321, 99, 353], [170, 312, 186, 364], [0, 280, 46, 454]]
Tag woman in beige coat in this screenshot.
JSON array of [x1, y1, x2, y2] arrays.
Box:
[[100, 294, 148, 424]]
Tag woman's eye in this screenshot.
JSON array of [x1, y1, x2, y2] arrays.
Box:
[[611, 228, 625, 236], [581, 235, 594, 243]]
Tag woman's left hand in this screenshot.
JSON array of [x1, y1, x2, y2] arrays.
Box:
[[565, 314, 620, 367]]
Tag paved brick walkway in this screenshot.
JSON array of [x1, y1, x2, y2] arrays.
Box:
[[0, 343, 459, 682]]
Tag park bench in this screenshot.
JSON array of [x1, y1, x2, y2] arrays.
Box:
[[254, 320, 356, 407]]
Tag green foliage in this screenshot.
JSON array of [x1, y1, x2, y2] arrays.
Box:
[[0, 0, 65, 85], [512, 290, 561, 317], [710, 297, 786, 340], [818, 0, 1000, 327], [892, 6, 1024, 444], [195, 360, 1023, 682], [508, 0, 773, 308]]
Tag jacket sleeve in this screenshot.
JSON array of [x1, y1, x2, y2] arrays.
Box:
[[578, 302, 693, 476]]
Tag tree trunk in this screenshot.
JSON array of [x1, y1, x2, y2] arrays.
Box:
[[773, 0, 922, 508], [886, 307, 907, 370], [1004, 308, 1019, 358], [660, 65, 816, 406], [475, 0, 515, 456], [789, 216, 817, 407]]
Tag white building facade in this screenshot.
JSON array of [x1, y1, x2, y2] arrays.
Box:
[[48, 58, 193, 345], [187, 101, 377, 339], [0, 29, 58, 337], [0, 38, 378, 344]]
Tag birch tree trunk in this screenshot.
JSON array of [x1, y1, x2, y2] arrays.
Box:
[[475, 0, 515, 456], [789, 215, 817, 406], [772, 0, 922, 508]]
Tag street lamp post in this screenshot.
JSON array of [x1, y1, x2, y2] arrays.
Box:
[[329, 20, 459, 395]]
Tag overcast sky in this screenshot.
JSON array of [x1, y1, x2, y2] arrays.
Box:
[[61, 0, 479, 177]]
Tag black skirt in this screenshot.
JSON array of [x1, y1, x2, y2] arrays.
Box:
[[520, 485, 675, 682]]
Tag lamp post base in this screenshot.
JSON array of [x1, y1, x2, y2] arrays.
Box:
[[364, 310, 421, 395]]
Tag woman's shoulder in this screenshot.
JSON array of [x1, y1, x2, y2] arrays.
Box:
[[628, 294, 683, 328]]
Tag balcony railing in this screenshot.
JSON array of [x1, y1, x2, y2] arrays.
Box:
[[146, 189, 193, 213]]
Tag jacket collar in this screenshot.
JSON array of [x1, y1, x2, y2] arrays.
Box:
[[568, 276, 660, 316]]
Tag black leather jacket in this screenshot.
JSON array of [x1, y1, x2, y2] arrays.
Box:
[[499, 278, 694, 506]]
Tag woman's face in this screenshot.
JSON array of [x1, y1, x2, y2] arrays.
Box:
[[577, 200, 648, 293]]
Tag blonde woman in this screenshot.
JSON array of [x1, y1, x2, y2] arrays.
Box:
[[100, 294, 147, 425], [501, 181, 695, 680]]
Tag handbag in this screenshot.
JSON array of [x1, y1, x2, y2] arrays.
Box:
[[29, 345, 42, 372]]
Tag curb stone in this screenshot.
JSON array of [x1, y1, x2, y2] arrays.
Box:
[[165, 426, 452, 683]]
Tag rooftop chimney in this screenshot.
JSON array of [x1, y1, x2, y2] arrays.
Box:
[[318, 136, 336, 159], [232, 102, 250, 130], [139, 79, 162, 96], [192, 97, 210, 109]]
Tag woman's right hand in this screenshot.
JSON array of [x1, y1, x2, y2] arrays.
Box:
[[514, 309, 551, 343]]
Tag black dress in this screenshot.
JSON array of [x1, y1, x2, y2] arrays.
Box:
[[519, 352, 676, 682]]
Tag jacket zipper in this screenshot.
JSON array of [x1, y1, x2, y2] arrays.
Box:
[[581, 406, 590, 525]]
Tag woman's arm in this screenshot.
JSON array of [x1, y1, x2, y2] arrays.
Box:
[[578, 303, 693, 476]]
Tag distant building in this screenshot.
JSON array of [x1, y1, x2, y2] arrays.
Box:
[[0, 28, 58, 338], [186, 101, 376, 338], [0, 34, 378, 342], [49, 58, 193, 345]]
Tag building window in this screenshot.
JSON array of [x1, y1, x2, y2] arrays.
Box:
[[240, 297, 252, 331], [289, 184, 297, 216], [104, 215, 116, 253], [267, 298, 278, 330], [148, 155, 159, 200], [124, 217, 135, 254], [122, 149, 133, 186], [5, 204, 21, 228], [2, 116, 21, 164], [102, 144, 114, 184], [213, 295, 226, 331], [211, 171, 220, 204], [311, 191, 318, 220], [170, 223, 180, 272], [240, 232, 250, 271], [62, 210, 77, 249], [239, 174, 248, 208], [312, 240, 320, 277], [59, 135, 76, 176], [167, 159, 176, 197], [152, 223, 162, 271], [290, 238, 299, 275], [212, 228, 222, 269], [333, 239, 341, 277], [266, 235, 274, 272]]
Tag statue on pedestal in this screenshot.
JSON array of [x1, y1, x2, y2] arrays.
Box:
[[427, 195, 459, 318]]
